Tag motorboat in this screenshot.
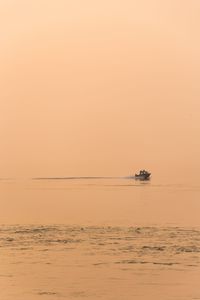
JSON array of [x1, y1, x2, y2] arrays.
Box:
[[135, 170, 151, 180]]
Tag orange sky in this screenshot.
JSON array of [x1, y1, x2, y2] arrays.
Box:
[[1, 0, 200, 178]]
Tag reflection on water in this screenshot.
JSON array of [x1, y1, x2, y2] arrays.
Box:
[[1, 178, 200, 299]]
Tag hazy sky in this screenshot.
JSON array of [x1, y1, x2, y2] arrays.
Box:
[[1, 0, 200, 177]]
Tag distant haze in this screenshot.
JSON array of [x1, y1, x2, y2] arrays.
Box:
[[1, 0, 200, 178]]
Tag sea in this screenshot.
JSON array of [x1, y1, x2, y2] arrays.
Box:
[[1, 176, 200, 300]]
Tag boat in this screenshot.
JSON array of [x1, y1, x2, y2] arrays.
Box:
[[135, 170, 151, 180]]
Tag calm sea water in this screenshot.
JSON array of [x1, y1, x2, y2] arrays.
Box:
[[1, 177, 200, 299]]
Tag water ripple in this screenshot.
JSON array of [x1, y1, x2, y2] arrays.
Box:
[[0, 225, 199, 269]]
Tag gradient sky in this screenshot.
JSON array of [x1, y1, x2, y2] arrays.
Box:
[[1, 0, 200, 178]]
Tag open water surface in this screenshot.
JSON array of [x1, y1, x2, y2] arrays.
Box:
[[1, 177, 200, 299]]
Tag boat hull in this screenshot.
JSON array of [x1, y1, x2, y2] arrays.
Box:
[[135, 174, 151, 180]]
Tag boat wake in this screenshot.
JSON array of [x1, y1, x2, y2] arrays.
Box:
[[32, 176, 124, 180]]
